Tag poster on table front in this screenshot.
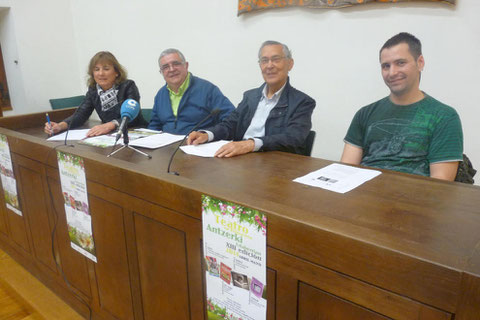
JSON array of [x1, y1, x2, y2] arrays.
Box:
[[0, 134, 22, 216], [57, 151, 97, 262], [202, 195, 267, 320]]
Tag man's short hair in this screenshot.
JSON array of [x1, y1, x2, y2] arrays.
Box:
[[158, 48, 186, 67], [258, 40, 292, 60], [380, 32, 422, 60]]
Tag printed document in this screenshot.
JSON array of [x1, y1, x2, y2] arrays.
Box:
[[293, 163, 381, 193], [129, 133, 184, 149], [47, 129, 90, 141], [180, 140, 230, 157]]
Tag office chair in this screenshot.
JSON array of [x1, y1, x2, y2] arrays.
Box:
[[303, 130, 316, 156], [141, 109, 153, 123], [49, 95, 85, 110]]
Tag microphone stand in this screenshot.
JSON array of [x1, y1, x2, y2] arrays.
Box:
[[107, 125, 152, 159], [167, 108, 220, 175], [63, 107, 81, 147]]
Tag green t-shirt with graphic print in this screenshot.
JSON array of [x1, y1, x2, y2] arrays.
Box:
[[344, 94, 463, 177]]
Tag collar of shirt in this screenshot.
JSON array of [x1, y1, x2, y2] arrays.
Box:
[[261, 81, 287, 104], [167, 72, 191, 97], [96, 83, 117, 95]]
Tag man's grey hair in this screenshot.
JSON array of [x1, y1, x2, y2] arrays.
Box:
[[258, 41, 292, 60], [158, 48, 186, 67]]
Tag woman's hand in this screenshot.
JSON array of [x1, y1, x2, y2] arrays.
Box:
[[44, 121, 68, 135], [86, 122, 116, 137]]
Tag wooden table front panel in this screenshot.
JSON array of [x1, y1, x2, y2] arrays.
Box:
[[268, 247, 452, 320], [134, 213, 190, 320], [47, 175, 92, 299], [0, 112, 479, 320], [16, 154, 57, 274], [3, 159, 30, 254]]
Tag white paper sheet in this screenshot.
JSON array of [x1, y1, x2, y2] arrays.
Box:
[[129, 133, 185, 149], [132, 128, 162, 134], [293, 163, 381, 193], [47, 129, 90, 141], [180, 140, 230, 157]]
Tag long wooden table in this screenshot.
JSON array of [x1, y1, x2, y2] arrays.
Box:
[[0, 109, 479, 319]]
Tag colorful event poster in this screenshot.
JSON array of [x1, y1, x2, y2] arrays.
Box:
[[57, 151, 97, 262], [0, 134, 22, 216], [202, 195, 267, 320]]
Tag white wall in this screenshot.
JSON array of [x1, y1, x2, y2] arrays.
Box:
[[2, 0, 480, 181], [0, 0, 82, 116]]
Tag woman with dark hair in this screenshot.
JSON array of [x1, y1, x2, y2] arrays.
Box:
[[44, 51, 147, 137]]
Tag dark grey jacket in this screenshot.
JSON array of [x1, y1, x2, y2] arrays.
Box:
[[64, 79, 147, 129], [208, 78, 315, 155]]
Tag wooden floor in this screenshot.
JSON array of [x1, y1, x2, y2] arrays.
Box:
[[0, 248, 83, 320]]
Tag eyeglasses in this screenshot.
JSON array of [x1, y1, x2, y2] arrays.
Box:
[[258, 55, 286, 66], [160, 61, 184, 72]]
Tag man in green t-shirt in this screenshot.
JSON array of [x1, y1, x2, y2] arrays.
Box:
[[341, 32, 463, 181]]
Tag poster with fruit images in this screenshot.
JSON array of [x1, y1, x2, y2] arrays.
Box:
[[57, 151, 97, 262], [0, 134, 22, 216], [202, 195, 267, 320]]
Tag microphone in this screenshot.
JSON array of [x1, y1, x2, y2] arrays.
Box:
[[115, 99, 140, 143], [167, 108, 221, 175]]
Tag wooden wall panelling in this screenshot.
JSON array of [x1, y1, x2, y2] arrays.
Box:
[[455, 272, 480, 320], [298, 282, 389, 320], [89, 194, 134, 320], [134, 213, 190, 320], [266, 268, 276, 320], [46, 172, 92, 299], [267, 212, 461, 314], [184, 224, 206, 320], [87, 178, 205, 320], [122, 208, 144, 320], [275, 270, 298, 320], [5, 156, 30, 253], [268, 247, 452, 320], [15, 154, 57, 273], [2, 120, 480, 319], [0, 109, 75, 131], [0, 187, 8, 235]]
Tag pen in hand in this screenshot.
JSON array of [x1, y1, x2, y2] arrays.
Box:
[[46, 113, 53, 136]]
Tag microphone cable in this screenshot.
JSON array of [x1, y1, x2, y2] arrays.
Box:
[[167, 108, 220, 175], [63, 106, 82, 147]]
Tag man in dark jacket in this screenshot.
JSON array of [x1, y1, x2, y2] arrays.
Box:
[[187, 41, 316, 157], [148, 48, 234, 135]]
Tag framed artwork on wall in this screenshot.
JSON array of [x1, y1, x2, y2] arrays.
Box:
[[238, 0, 455, 15]]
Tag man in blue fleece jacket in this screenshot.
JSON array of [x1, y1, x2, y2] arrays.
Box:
[[148, 48, 235, 134]]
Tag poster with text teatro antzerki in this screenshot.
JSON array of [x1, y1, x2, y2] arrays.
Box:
[[0, 134, 22, 216], [202, 195, 267, 320], [57, 151, 97, 262]]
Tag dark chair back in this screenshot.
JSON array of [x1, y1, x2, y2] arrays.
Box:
[[303, 130, 316, 156], [142, 109, 153, 123], [49, 95, 85, 110]]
